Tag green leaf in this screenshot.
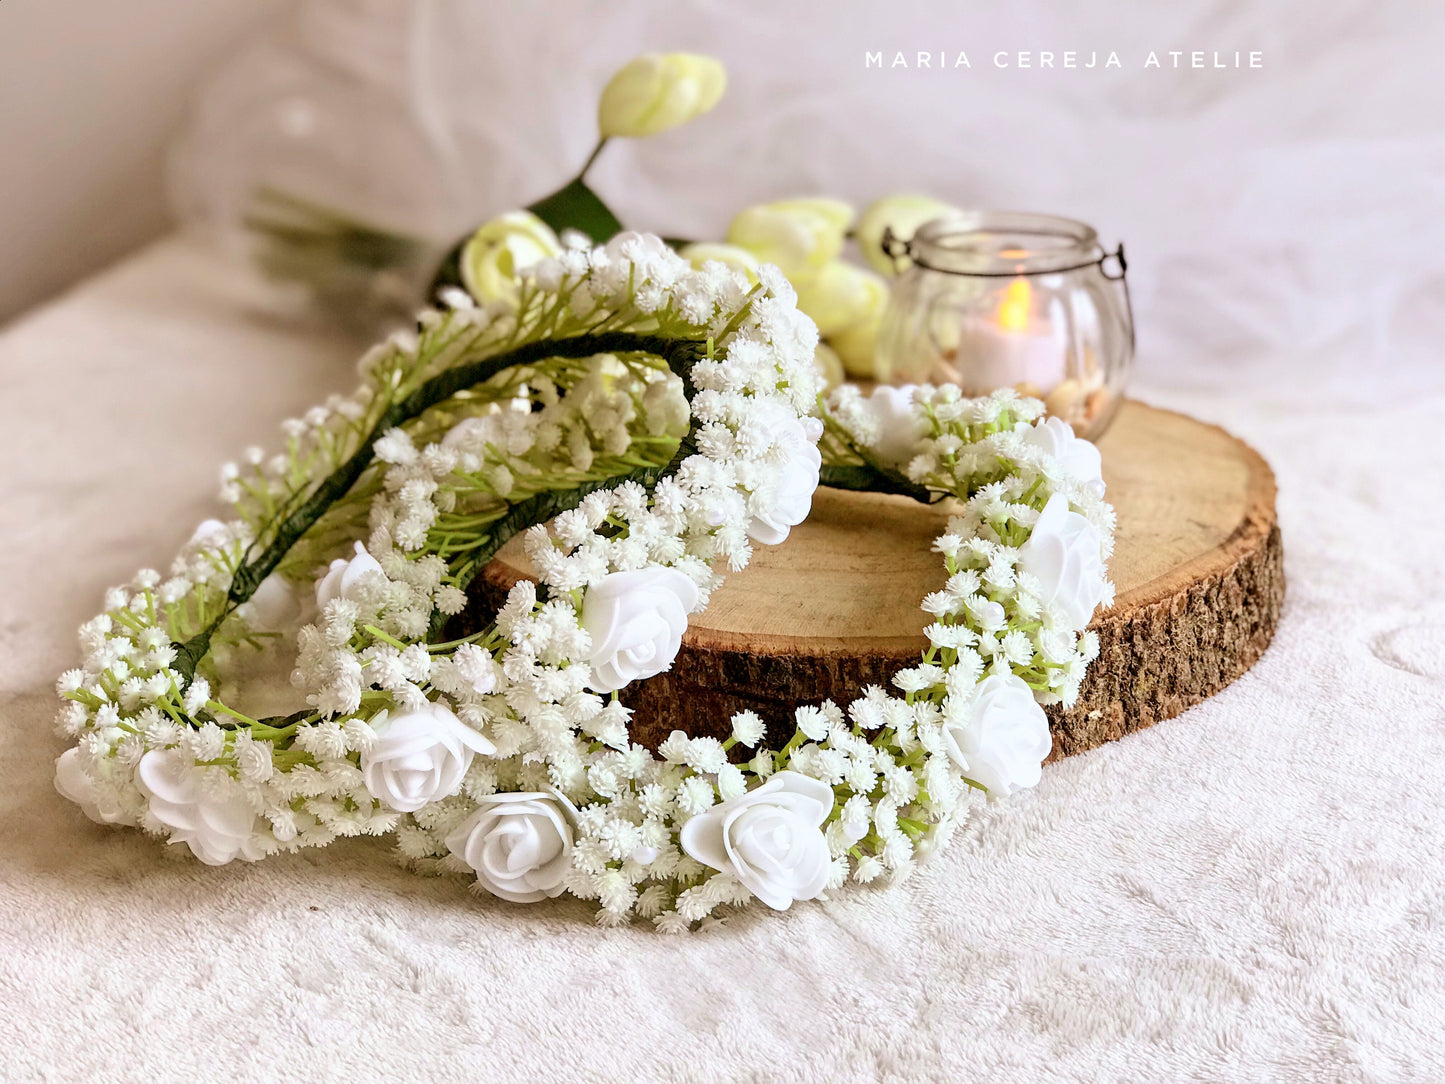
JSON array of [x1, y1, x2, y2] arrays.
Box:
[[526, 177, 624, 243]]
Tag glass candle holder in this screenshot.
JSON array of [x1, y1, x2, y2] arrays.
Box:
[[873, 211, 1134, 438]]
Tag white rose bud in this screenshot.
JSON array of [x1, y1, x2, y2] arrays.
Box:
[[1018, 492, 1108, 630], [679, 771, 835, 910], [727, 198, 854, 281], [314, 541, 384, 610], [460, 211, 562, 305], [445, 791, 578, 903], [598, 53, 726, 139], [942, 673, 1053, 798], [580, 568, 699, 693], [360, 702, 495, 813], [134, 749, 263, 866]]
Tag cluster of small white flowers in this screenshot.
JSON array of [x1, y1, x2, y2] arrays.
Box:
[[50, 231, 1114, 931]]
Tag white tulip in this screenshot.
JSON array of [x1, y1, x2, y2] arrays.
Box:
[[1018, 492, 1108, 630], [360, 702, 495, 813], [727, 198, 854, 280], [445, 791, 578, 903], [598, 53, 726, 139], [678, 242, 760, 283], [855, 194, 960, 276], [794, 260, 889, 338], [580, 568, 698, 693], [460, 211, 562, 304], [679, 771, 834, 910], [942, 673, 1052, 797]]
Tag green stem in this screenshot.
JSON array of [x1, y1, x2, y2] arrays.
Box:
[[172, 331, 702, 687], [577, 138, 609, 180]]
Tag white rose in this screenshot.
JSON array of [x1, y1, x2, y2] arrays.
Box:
[[679, 770, 834, 911], [445, 791, 578, 903], [580, 568, 698, 693], [134, 748, 263, 865], [315, 541, 384, 609], [746, 406, 824, 546], [360, 702, 496, 813], [54, 747, 134, 826], [187, 518, 229, 549], [241, 573, 300, 633], [1021, 416, 1105, 496], [942, 673, 1053, 798], [1018, 492, 1108, 630], [859, 384, 929, 468]]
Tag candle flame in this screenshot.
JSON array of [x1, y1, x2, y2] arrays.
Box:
[[997, 278, 1032, 332]]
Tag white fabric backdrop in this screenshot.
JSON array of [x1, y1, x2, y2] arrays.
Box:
[[3, 2, 1444, 1080]]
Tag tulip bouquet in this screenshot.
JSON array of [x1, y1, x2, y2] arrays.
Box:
[[243, 52, 965, 380]]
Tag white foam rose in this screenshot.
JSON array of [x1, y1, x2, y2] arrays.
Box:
[[580, 567, 698, 693], [1022, 416, 1105, 496], [314, 540, 384, 609], [1018, 492, 1108, 630], [54, 747, 134, 826], [360, 702, 495, 813], [241, 574, 300, 633], [745, 404, 824, 546], [679, 770, 834, 911], [859, 384, 929, 468], [134, 748, 263, 865], [942, 672, 1053, 798], [445, 790, 578, 903]]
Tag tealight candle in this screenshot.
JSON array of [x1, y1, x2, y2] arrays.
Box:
[[946, 277, 1067, 395]]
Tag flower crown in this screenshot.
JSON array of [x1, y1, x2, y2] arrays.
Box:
[[53, 232, 1114, 930]]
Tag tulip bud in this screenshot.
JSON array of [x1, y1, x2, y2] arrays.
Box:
[[459, 211, 562, 304], [829, 314, 883, 378], [678, 242, 761, 283], [855, 194, 959, 276], [598, 53, 727, 139], [726, 198, 854, 280], [813, 342, 845, 389], [794, 260, 889, 338]]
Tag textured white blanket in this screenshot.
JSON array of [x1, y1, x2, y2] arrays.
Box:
[[2, 235, 1442, 1083]]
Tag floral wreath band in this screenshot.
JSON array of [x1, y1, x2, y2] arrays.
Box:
[[53, 233, 1114, 929]]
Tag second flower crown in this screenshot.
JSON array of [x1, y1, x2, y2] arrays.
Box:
[[53, 231, 1114, 930]]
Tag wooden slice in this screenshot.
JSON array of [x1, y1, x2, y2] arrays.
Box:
[[469, 400, 1284, 760]]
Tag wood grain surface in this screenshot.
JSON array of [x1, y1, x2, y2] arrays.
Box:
[[463, 400, 1284, 758]]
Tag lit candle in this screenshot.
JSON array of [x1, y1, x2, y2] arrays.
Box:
[[941, 277, 1068, 396]]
